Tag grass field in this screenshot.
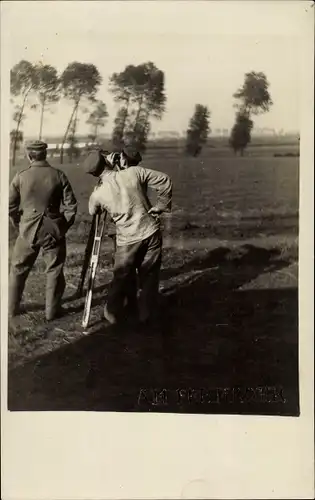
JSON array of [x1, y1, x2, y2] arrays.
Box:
[[7, 143, 299, 414]]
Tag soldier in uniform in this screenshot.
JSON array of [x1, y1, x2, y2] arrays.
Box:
[[8, 140, 77, 321]]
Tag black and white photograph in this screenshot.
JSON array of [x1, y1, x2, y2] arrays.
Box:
[[1, 2, 314, 498], [3, 0, 306, 417]]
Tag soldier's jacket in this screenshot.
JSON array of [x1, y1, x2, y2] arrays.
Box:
[[9, 160, 77, 245]]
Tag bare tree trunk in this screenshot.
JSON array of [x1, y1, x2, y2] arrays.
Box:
[[72, 104, 79, 138], [12, 121, 20, 167], [39, 98, 45, 140], [112, 97, 130, 149], [60, 101, 79, 164], [133, 94, 144, 133], [120, 97, 130, 143], [69, 105, 79, 163], [12, 92, 29, 166]]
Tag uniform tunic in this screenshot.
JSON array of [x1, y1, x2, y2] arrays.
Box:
[[9, 160, 77, 244]]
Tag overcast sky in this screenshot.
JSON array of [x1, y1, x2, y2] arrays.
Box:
[[2, 1, 311, 139]]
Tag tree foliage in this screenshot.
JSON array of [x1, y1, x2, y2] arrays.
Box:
[[60, 62, 102, 103], [59, 62, 102, 163], [109, 62, 166, 152], [10, 60, 38, 165], [233, 71, 273, 115], [230, 71, 273, 154], [125, 114, 151, 153], [112, 107, 129, 149], [10, 60, 38, 98], [33, 63, 60, 139], [86, 100, 108, 142], [10, 129, 24, 154], [229, 111, 254, 155], [185, 104, 211, 157]]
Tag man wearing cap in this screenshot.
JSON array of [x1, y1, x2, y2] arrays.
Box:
[[8, 140, 77, 321], [87, 145, 172, 325]]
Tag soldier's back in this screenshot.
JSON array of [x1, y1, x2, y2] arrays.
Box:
[[18, 161, 64, 213]]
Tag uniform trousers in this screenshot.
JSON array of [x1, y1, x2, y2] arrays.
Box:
[[9, 218, 66, 320]]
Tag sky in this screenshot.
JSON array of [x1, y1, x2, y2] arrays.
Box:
[[1, 1, 311, 139]]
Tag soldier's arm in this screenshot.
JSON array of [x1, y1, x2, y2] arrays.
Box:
[[137, 167, 172, 214], [59, 171, 78, 229], [8, 174, 21, 228]]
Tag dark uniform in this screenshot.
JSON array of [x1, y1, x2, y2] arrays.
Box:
[[9, 140, 77, 320]]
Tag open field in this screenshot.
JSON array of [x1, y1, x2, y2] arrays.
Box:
[[7, 143, 299, 414]]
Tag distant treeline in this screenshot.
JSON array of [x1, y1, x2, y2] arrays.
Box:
[[23, 134, 300, 149], [11, 58, 297, 164]]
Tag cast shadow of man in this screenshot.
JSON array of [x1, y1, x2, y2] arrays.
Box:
[[8, 244, 299, 414]]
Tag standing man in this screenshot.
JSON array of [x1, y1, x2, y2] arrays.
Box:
[[8, 140, 77, 321], [88, 146, 172, 326], [83, 146, 142, 316]]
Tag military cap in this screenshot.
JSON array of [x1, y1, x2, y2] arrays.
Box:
[[83, 149, 107, 177], [26, 140, 48, 152], [122, 143, 142, 166]]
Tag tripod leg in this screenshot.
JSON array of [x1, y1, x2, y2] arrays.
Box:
[[82, 213, 107, 329], [77, 214, 96, 296]]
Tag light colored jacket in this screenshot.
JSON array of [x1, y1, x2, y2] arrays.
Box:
[[89, 166, 172, 246]]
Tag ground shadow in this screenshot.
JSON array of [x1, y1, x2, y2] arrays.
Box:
[[8, 244, 299, 415], [18, 243, 288, 314], [161, 244, 284, 281], [178, 214, 298, 239]]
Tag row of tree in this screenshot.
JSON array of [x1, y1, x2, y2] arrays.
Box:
[[11, 61, 107, 165], [185, 71, 273, 157], [10, 59, 273, 165], [10, 60, 166, 166], [110, 62, 166, 152]]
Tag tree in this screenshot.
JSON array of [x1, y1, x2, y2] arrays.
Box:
[[67, 134, 80, 162], [33, 63, 60, 140], [10, 60, 38, 165], [10, 129, 23, 157], [67, 105, 80, 163], [86, 100, 108, 143], [125, 113, 151, 153], [112, 107, 129, 149], [109, 66, 135, 148], [185, 104, 211, 157], [233, 71, 273, 115], [127, 62, 166, 151], [230, 71, 273, 155], [59, 62, 102, 163], [229, 111, 254, 156], [109, 62, 166, 152]]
